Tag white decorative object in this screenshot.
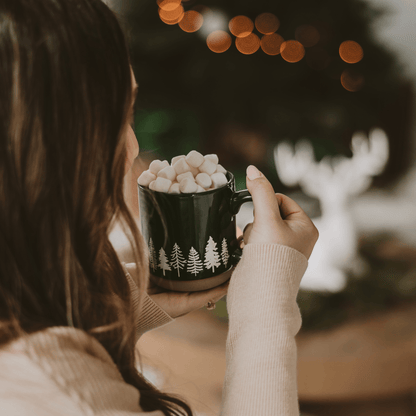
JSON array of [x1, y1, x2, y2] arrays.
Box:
[[204, 236, 222, 272], [158, 247, 171, 276], [148, 238, 157, 272], [274, 128, 389, 292], [187, 247, 204, 276], [170, 243, 187, 277], [221, 238, 230, 268]]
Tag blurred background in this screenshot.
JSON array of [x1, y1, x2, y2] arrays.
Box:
[[107, 0, 416, 414]]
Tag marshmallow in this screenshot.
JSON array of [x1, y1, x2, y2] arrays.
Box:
[[190, 165, 199, 177], [173, 158, 192, 175], [179, 177, 198, 194], [211, 172, 228, 189], [177, 171, 194, 183], [168, 182, 180, 194], [138, 170, 156, 187], [216, 164, 227, 174], [196, 185, 205, 193], [185, 150, 205, 168], [171, 155, 185, 166], [157, 165, 176, 182], [149, 159, 169, 175], [198, 159, 217, 175], [204, 154, 219, 165], [149, 180, 157, 191], [153, 177, 172, 193], [195, 172, 212, 189]]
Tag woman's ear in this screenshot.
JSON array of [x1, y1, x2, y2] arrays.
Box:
[[125, 126, 139, 176]]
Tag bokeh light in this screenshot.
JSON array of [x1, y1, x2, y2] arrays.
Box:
[[157, 0, 181, 12], [235, 33, 260, 55], [261, 33, 284, 56], [306, 47, 331, 70], [295, 25, 320, 47], [198, 9, 228, 38], [341, 69, 364, 91], [280, 40, 305, 63], [159, 5, 184, 24], [179, 10, 203, 33], [255, 13, 280, 35], [207, 30, 232, 53], [229, 16, 254, 38], [339, 41, 364, 64]]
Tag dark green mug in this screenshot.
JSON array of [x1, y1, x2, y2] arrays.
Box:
[[138, 171, 252, 291]]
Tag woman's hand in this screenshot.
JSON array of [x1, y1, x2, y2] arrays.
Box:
[[124, 262, 233, 319], [242, 165, 319, 259], [146, 270, 233, 319]]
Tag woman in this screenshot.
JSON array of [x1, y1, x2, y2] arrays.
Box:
[[0, 0, 318, 415]]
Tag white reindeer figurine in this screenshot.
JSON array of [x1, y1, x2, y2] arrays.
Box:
[[274, 128, 389, 292]]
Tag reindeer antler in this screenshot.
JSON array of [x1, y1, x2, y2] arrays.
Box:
[[274, 128, 389, 200], [274, 139, 315, 187]]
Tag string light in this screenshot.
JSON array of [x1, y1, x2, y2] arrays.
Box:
[[229, 16, 254, 38], [235, 33, 260, 55], [207, 30, 232, 53], [281, 40, 305, 63], [339, 41, 363, 64], [179, 10, 203, 33], [157, 0, 181, 12], [341, 69, 364, 91], [159, 5, 184, 24], [255, 13, 279, 35], [261, 33, 284, 56], [295, 25, 320, 47]]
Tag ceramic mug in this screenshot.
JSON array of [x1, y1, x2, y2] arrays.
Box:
[[138, 171, 252, 292]]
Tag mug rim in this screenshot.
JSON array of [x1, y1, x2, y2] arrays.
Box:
[[138, 170, 234, 197]]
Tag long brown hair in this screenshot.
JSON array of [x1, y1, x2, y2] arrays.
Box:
[[0, 0, 192, 415]]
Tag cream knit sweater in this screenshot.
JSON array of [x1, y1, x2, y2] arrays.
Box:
[[0, 244, 307, 415]]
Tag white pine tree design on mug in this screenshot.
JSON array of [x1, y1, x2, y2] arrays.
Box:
[[187, 247, 204, 276], [221, 238, 230, 268], [158, 247, 171, 276], [204, 236, 222, 272], [148, 238, 157, 272], [170, 243, 187, 277]]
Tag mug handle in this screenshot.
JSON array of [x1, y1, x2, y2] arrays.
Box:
[[229, 189, 253, 266]]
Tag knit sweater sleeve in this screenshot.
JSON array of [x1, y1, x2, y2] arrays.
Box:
[[122, 263, 175, 343], [220, 243, 308, 416]]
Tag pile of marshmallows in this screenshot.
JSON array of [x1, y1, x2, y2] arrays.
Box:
[[138, 151, 228, 194]]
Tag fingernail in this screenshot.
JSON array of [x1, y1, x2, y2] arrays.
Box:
[[247, 165, 261, 180]]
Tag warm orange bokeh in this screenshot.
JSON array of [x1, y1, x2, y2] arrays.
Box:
[[255, 13, 280, 35], [229, 15, 254, 38], [207, 31, 232, 53], [179, 10, 203, 33], [261, 33, 284, 56], [339, 40, 364, 64], [281, 40, 305, 63], [235, 33, 260, 55], [157, 0, 182, 12], [306, 47, 331, 70], [158, 4, 184, 25], [295, 25, 320, 47], [341, 69, 364, 91]]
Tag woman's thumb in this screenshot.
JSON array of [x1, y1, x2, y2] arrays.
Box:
[[246, 165, 281, 221]]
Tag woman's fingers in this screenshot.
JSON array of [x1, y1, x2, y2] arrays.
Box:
[[246, 166, 282, 223], [275, 192, 309, 221]]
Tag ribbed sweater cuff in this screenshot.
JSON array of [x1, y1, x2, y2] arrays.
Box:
[[122, 264, 175, 343], [226, 243, 308, 324], [134, 293, 175, 341]]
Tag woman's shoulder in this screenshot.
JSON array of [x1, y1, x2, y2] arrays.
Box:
[[0, 327, 147, 415]]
